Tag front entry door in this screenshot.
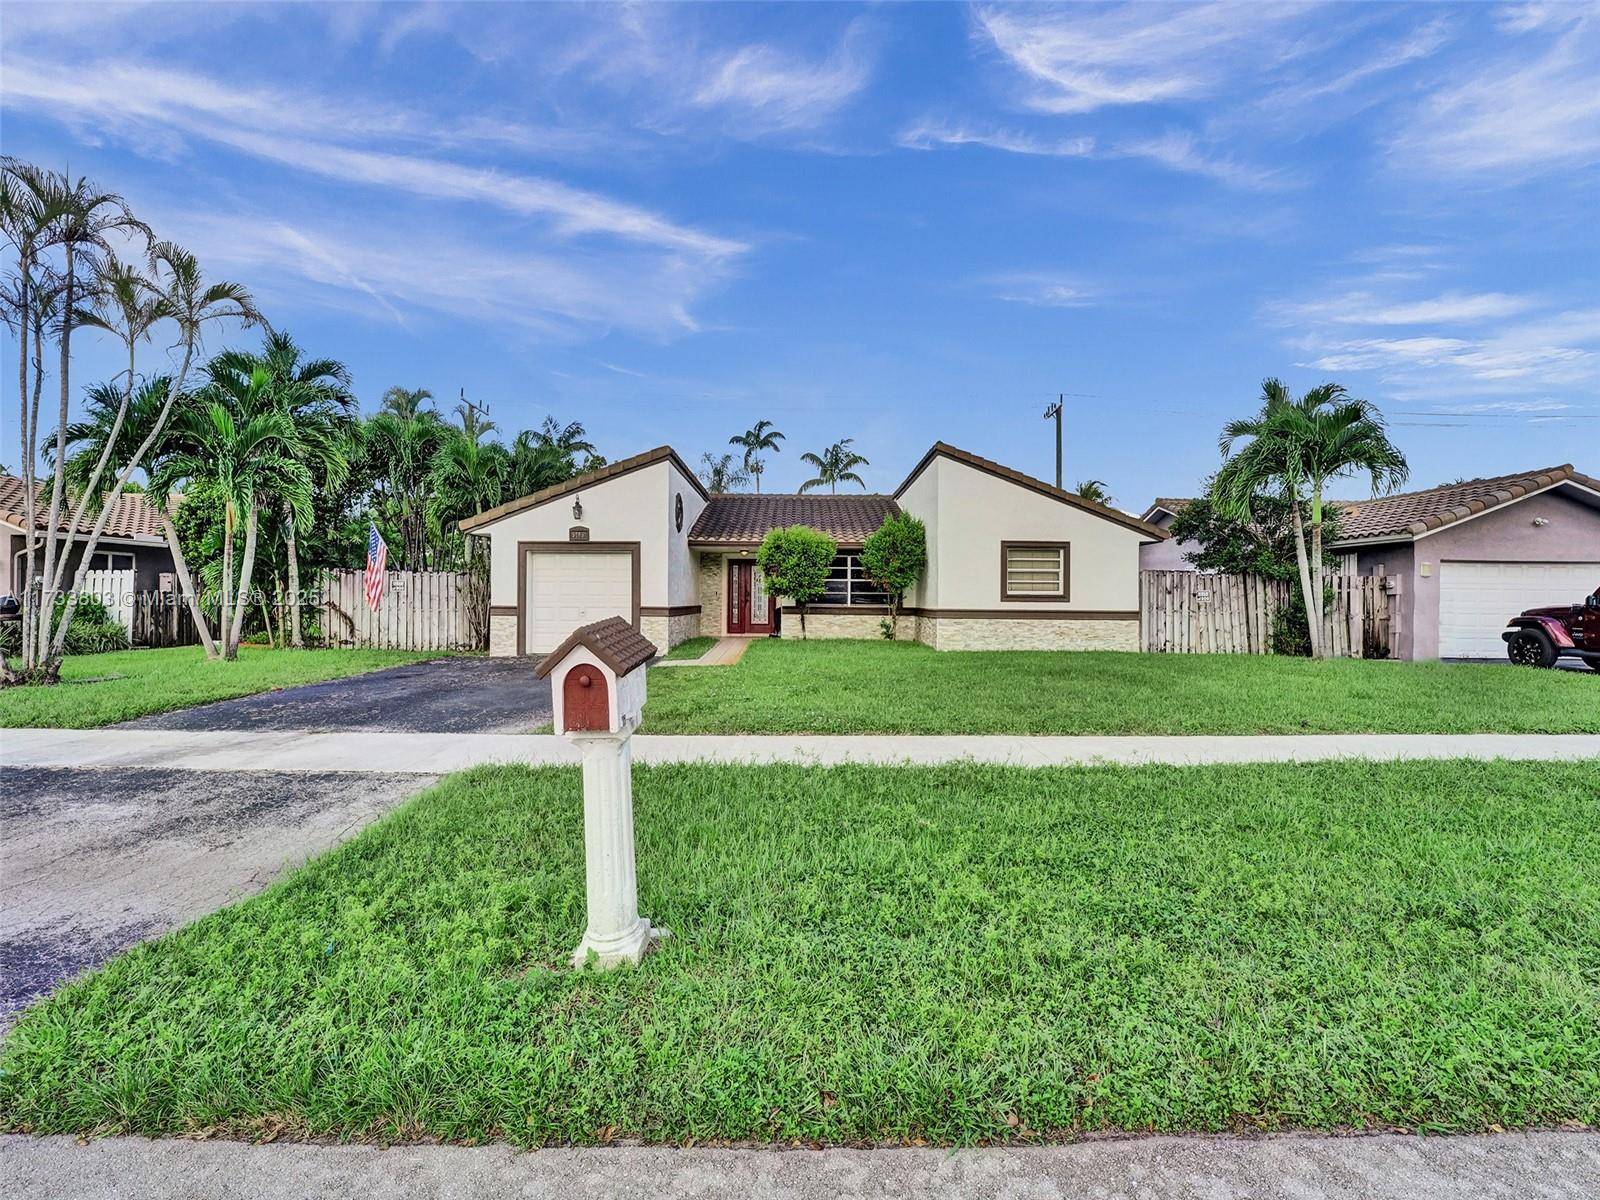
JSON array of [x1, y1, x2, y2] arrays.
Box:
[[726, 560, 774, 635]]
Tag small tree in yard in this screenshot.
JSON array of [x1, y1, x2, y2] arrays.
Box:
[[860, 512, 926, 638], [756, 525, 835, 639]]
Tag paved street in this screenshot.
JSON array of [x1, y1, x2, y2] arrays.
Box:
[[121, 655, 553, 733], [3, 1131, 1597, 1200], [0, 766, 425, 1017]]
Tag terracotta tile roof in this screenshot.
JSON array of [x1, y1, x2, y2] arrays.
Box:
[[1331, 464, 1599, 543], [896, 443, 1168, 540], [0, 475, 168, 542], [459, 446, 707, 533], [689, 493, 899, 546], [534, 615, 657, 678]]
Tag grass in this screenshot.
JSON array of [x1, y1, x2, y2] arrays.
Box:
[[0, 645, 442, 728], [642, 639, 1600, 735], [663, 636, 718, 661], [3, 759, 1596, 1145]]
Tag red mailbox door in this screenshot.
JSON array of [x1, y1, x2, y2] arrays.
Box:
[[563, 664, 611, 731]]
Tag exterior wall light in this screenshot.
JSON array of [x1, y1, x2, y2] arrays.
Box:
[[573, 497, 584, 521]]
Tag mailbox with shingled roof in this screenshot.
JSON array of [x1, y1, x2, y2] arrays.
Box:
[[535, 615, 665, 968], [535, 616, 656, 736]]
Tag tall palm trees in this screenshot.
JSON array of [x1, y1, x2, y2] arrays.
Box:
[[368, 388, 448, 568], [1214, 378, 1408, 658], [730, 420, 784, 493], [202, 331, 355, 646], [799, 439, 869, 494]]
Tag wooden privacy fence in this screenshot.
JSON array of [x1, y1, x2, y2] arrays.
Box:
[[314, 568, 486, 651], [131, 592, 201, 648], [1140, 570, 1398, 658]]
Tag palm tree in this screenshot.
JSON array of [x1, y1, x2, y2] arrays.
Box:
[[1214, 379, 1408, 658], [380, 385, 433, 421], [508, 417, 597, 498], [1074, 479, 1114, 507], [428, 429, 508, 537], [698, 451, 749, 494], [729, 419, 784, 493], [799, 439, 869, 494], [151, 402, 311, 660], [202, 331, 354, 646]]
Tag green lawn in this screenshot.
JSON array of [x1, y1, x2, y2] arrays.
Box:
[[4, 760, 1596, 1144], [0, 645, 442, 728], [642, 639, 1600, 735], [663, 635, 717, 661]]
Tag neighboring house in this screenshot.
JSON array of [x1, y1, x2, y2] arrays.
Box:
[[1, 475, 175, 604], [1333, 465, 1599, 660], [460, 442, 1167, 656], [1137, 499, 1198, 571]]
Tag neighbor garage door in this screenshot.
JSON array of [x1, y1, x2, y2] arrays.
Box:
[[1438, 561, 1599, 658], [524, 550, 635, 655]]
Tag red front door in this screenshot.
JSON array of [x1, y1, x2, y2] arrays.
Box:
[[726, 560, 774, 635]]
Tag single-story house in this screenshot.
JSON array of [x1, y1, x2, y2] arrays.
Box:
[[459, 442, 1167, 655], [1332, 464, 1599, 660], [1, 475, 175, 603]]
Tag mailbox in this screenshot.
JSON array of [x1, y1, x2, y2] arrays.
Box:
[[534, 616, 663, 969], [535, 616, 656, 736]]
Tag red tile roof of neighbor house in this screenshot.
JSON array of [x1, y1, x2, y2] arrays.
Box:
[[1331, 464, 1599, 543], [689, 493, 901, 546], [0, 475, 168, 543]]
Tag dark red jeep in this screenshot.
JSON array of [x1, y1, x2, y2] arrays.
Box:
[[1502, 585, 1600, 670]]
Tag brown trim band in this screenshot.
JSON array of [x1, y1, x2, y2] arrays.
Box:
[[489, 604, 518, 617], [1000, 540, 1069, 602], [462, 445, 708, 532], [516, 540, 642, 656], [779, 604, 892, 615], [640, 604, 702, 617], [902, 607, 1138, 621]]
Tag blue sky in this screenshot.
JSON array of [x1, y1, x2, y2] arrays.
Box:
[[4, 1, 1598, 507]]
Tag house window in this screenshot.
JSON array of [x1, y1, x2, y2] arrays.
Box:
[[89, 551, 134, 573], [823, 553, 889, 606], [1002, 542, 1068, 600]]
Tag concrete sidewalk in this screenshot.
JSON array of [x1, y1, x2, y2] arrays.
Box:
[[5, 727, 1599, 773], [3, 1131, 1596, 1200]]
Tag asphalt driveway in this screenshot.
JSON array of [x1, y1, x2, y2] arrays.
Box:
[[121, 655, 553, 733], [0, 767, 426, 1019]]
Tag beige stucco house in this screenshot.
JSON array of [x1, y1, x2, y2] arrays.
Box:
[[460, 442, 1167, 656]]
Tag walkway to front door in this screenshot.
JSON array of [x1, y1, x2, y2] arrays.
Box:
[[652, 636, 755, 668], [726, 559, 774, 635]]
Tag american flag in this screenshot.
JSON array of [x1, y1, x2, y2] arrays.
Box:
[[364, 522, 388, 612]]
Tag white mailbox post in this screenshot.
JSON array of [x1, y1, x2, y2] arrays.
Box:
[[535, 616, 663, 969]]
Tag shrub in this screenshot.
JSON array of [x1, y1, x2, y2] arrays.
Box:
[[757, 526, 836, 639], [860, 513, 926, 637], [0, 593, 130, 657]]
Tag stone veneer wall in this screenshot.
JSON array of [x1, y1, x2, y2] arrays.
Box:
[[489, 613, 518, 658], [921, 616, 1139, 652], [641, 612, 703, 652], [779, 609, 918, 640], [697, 554, 724, 638]]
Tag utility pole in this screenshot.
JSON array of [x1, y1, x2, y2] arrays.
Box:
[[1043, 396, 1063, 488]]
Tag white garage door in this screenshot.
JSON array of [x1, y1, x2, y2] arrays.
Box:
[[524, 551, 634, 655], [1438, 561, 1599, 658]]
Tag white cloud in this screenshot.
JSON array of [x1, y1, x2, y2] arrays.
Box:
[[1390, 11, 1600, 177], [898, 121, 1095, 158], [1276, 290, 1540, 327], [692, 25, 872, 132], [4, 56, 746, 260], [973, 2, 1310, 115], [1114, 132, 1293, 190], [988, 273, 1098, 308]]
